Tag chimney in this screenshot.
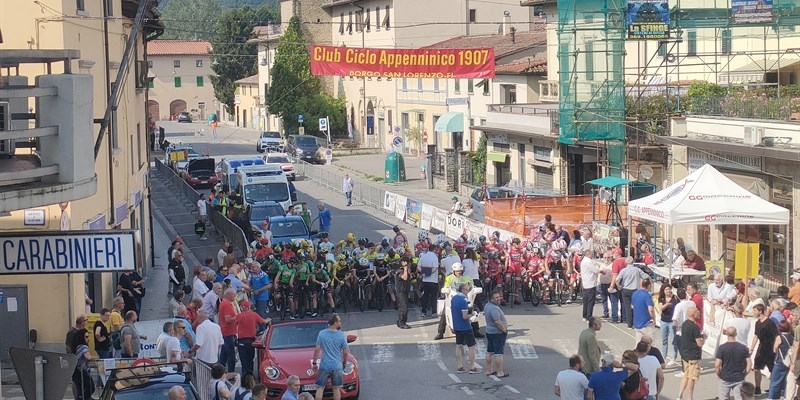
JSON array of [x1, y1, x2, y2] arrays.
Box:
[[503, 11, 510, 35], [510, 27, 516, 43]]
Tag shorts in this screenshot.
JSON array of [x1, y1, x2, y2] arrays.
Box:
[[486, 271, 503, 284], [754, 352, 776, 371], [455, 330, 477, 347], [682, 359, 701, 381], [314, 368, 344, 387], [486, 332, 507, 355], [548, 269, 564, 281], [505, 264, 522, 277]]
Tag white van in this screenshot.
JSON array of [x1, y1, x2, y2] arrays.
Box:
[[236, 165, 291, 211]]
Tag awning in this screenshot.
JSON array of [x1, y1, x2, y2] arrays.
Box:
[[487, 151, 508, 163], [527, 159, 553, 169], [587, 176, 633, 188], [434, 112, 464, 132]]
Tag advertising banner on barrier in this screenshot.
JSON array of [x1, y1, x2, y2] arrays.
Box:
[[464, 219, 485, 240], [420, 204, 434, 231], [383, 192, 397, 213], [310, 45, 496, 79], [405, 199, 422, 227], [445, 213, 466, 239], [394, 195, 407, 220], [431, 209, 447, 232]]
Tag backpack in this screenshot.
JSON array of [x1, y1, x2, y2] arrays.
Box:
[[195, 221, 206, 235], [111, 330, 122, 350], [233, 388, 252, 400], [624, 372, 649, 400]]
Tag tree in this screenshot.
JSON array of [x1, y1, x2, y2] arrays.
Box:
[[267, 16, 346, 137], [471, 133, 487, 185], [159, 0, 223, 40], [209, 5, 278, 114]]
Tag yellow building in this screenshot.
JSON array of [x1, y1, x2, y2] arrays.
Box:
[[0, 0, 161, 355], [146, 40, 219, 122], [234, 75, 260, 129]]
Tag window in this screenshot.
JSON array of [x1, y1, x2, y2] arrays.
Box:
[[433, 79, 440, 92], [721, 29, 732, 55], [105, 0, 113, 16], [174, 77, 182, 87], [454, 79, 460, 93], [585, 42, 594, 80], [339, 13, 345, 34], [147, 60, 153, 68], [687, 30, 697, 56], [196, 76, 204, 87], [77, 0, 85, 11], [356, 11, 363, 32], [657, 42, 666, 57], [402, 78, 407, 91], [173, 60, 181, 68], [492, 142, 510, 152], [467, 79, 474, 94], [469, 9, 476, 23], [347, 12, 353, 34], [533, 146, 552, 162], [364, 9, 371, 31], [196, 59, 203, 67], [375, 7, 380, 30], [417, 78, 423, 91], [383, 5, 390, 29], [148, 80, 154, 89]]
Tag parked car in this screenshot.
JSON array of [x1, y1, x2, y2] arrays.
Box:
[[183, 157, 218, 188], [165, 145, 202, 175], [257, 131, 284, 153], [248, 201, 286, 230], [263, 152, 296, 180], [268, 215, 317, 246], [253, 320, 360, 399], [177, 111, 192, 123], [99, 362, 199, 400], [286, 134, 325, 164], [469, 185, 560, 221]]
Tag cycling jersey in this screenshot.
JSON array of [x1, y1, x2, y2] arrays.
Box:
[[374, 261, 390, 278], [312, 269, 331, 285], [354, 265, 371, 279], [277, 265, 296, 284], [336, 240, 356, 257], [295, 262, 311, 282], [333, 262, 351, 280], [280, 249, 296, 263], [317, 241, 335, 254], [351, 246, 367, 259]]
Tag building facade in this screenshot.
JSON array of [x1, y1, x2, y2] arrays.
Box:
[[146, 40, 218, 122], [0, 0, 160, 355], [234, 75, 260, 129]]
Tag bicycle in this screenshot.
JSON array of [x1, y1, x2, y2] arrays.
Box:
[[505, 274, 518, 308], [355, 277, 369, 312], [549, 270, 566, 307], [275, 285, 290, 321], [523, 270, 543, 307], [295, 283, 309, 319], [373, 277, 387, 312]]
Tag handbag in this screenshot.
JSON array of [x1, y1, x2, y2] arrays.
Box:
[[183, 284, 193, 295], [779, 334, 793, 367], [624, 372, 650, 400]]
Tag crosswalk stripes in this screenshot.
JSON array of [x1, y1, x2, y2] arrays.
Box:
[[361, 341, 540, 362], [474, 340, 487, 359], [418, 342, 442, 361], [553, 338, 577, 357], [508, 338, 538, 359], [370, 343, 394, 363]]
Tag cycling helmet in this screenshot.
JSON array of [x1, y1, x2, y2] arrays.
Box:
[[337, 253, 347, 261], [512, 237, 521, 245], [467, 239, 479, 249], [296, 250, 308, 259], [492, 231, 501, 239], [440, 241, 451, 249], [358, 238, 369, 246], [479, 235, 487, 243], [437, 233, 447, 245], [387, 247, 396, 257], [267, 254, 275, 261], [381, 237, 390, 247], [376, 253, 386, 261], [347, 232, 356, 242], [418, 230, 429, 241], [358, 257, 370, 267], [315, 261, 325, 269], [455, 236, 465, 244], [452, 262, 464, 272], [289, 256, 300, 264], [367, 241, 375, 248], [319, 231, 329, 239], [301, 239, 311, 248], [526, 241, 540, 252], [392, 225, 400, 233], [273, 244, 283, 252], [319, 246, 329, 253]]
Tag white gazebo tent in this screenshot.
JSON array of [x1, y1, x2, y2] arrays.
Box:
[[628, 164, 791, 281]]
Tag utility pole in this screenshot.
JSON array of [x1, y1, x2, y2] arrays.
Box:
[[353, 2, 366, 146]]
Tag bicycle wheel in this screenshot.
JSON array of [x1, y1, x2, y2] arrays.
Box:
[[375, 282, 385, 312], [509, 279, 515, 308], [555, 280, 563, 307], [359, 285, 366, 312], [279, 294, 288, 321], [296, 290, 306, 319], [530, 280, 541, 307]]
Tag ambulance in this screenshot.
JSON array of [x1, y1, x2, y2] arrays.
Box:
[[236, 164, 291, 211]]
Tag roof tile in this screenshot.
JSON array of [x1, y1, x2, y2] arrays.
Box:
[[495, 59, 548, 74], [147, 40, 211, 56], [425, 29, 546, 59]]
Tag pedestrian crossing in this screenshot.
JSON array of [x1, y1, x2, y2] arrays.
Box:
[[552, 337, 633, 358], [355, 340, 540, 363]]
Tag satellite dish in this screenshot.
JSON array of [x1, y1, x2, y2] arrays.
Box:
[[640, 164, 654, 180], [599, 187, 613, 202]]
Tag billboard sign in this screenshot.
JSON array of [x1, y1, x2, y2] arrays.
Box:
[[310, 45, 495, 79], [0, 230, 137, 274], [732, 0, 773, 24], [627, 0, 670, 39]]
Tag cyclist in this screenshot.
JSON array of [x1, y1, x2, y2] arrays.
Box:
[[352, 257, 374, 307], [335, 233, 358, 258], [316, 232, 335, 262], [544, 239, 567, 304], [261, 253, 282, 282], [373, 253, 396, 308], [317, 246, 334, 272], [484, 251, 504, 300], [505, 237, 524, 305], [352, 238, 369, 260], [277, 244, 295, 264], [310, 261, 334, 317], [332, 254, 352, 309], [415, 230, 431, 257], [274, 257, 298, 319], [378, 237, 393, 254], [523, 245, 546, 301], [391, 226, 410, 254], [293, 252, 312, 318]]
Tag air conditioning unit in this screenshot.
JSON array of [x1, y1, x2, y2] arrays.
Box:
[[743, 126, 764, 146]]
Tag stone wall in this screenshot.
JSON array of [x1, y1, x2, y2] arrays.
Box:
[[290, 0, 335, 93]]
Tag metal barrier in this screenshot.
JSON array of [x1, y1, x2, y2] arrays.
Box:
[[192, 359, 214, 400], [294, 160, 387, 212], [209, 208, 249, 255], [155, 158, 200, 207]]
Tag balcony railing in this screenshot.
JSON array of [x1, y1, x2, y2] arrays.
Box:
[[688, 95, 798, 121]]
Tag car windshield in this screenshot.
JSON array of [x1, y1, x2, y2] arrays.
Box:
[[243, 183, 289, 203], [267, 156, 291, 163], [185, 149, 200, 158], [270, 219, 309, 238], [295, 136, 318, 146], [115, 383, 197, 400], [251, 205, 285, 221], [261, 132, 281, 139], [269, 323, 327, 350]]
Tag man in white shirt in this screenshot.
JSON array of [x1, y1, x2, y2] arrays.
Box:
[[216, 243, 229, 270], [672, 288, 695, 342], [343, 173, 354, 206], [555, 355, 589, 400], [440, 243, 461, 276], [156, 321, 174, 358], [201, 283, 223, 322], [196, 193, 208, 241], [191, 311, 223, 364], [579, 251, 605, 321], [707, 273, 736, 326], [418, 243, 441, 318], [165, 322, 184, 363], [722, 303, 751, 346], [636, 341, 664, 399]]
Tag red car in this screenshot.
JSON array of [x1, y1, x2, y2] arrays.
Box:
[[253, 320, 360, 399], [183, 158, 219, 188]]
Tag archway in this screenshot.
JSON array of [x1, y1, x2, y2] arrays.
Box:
[[147, 100, 160, 121], [169, 99, 187, 120]]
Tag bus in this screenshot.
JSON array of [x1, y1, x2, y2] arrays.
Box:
[[236, 165, 291, 210], [219, 157, 265, 191]]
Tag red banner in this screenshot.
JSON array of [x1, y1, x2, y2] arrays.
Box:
[[309, 45, 495, 79]]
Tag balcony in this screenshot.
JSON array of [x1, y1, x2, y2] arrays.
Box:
[[0, 49, 98, 213], [539, 80, 559, 103], [482, 103, 559, 138]]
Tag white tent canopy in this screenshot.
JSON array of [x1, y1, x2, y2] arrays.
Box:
[[628, 164, 789, 225]]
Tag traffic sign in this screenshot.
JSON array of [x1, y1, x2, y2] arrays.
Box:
[[423, 131, 428, 143], [319, 117, 328, 131], [394, 126, 401, 135], [298, 114, 304, 123], [392, 137, 403, 147]]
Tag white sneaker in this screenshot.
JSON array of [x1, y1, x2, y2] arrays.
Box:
[[674, 371, 685, 378], [666, 359, 678, 367]]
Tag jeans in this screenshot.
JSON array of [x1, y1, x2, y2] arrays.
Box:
[[219, 335, 237, 372], [345, 191, 352, 205], [237, 338, 256, 378], [582, 287, 597, 319], [610, 290, 622, 322], [598, 283, 610, 317], [769, 360, 790, 400], [622, 289, 636, 328], [719, 380, 744, 400], [396, 280, 409, 324], [660, 322, 679, 360]]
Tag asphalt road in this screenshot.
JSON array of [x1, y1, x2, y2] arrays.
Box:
[[154, 120, 723, 400]]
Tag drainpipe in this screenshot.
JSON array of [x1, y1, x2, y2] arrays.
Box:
[[102, 0, 115, 227]]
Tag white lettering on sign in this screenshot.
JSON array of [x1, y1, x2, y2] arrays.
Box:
[[0, 231, 137, 274], [687, 149, 762, 172]]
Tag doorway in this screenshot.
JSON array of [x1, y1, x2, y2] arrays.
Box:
[[0, 285, 28, 361]]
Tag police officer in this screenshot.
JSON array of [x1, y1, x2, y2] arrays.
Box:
[[396, 256, 412, 329]]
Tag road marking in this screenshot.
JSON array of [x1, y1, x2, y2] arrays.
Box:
[[370, 343, 394, 363], [437, 360, 448, 371], [504, 385, 521, 394], [526, 397, 535, 400], [448, 373, 462, 383], [474, 340, 487, 359], [553, 338, 577, 357], [419, 342, 442, 361], [462, 386, 475, 395], [490, 375, 501, 382], [508, 338, 539, 359]]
